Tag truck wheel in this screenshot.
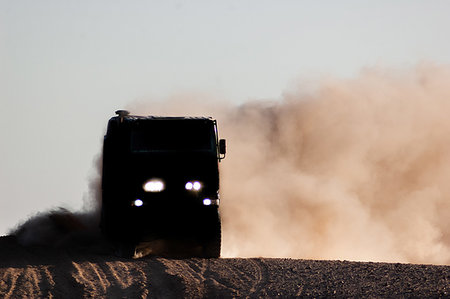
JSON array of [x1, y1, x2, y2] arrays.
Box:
[[202, 214, 221, 258], [115, 241, 136, 258]]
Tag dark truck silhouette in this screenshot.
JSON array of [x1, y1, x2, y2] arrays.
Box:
[[100, 110, 226, 258]]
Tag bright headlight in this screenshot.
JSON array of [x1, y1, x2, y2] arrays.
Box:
[[134, 199, 143, 207], [193, 181, 201, 190], [143, 179, 164, 192], [185, 181, 202, 191]]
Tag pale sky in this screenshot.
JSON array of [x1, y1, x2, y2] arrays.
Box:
[[2, 0, 450, 235]]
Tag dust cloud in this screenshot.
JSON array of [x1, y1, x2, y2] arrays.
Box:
[[11, 155, 104, 251], [11, 64, 450, 265], [131, 64, 450, 264]]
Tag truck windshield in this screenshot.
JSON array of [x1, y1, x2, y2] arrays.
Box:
[[131, 120, 215, 152]]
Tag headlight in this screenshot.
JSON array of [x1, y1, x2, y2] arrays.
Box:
[[203, 198, 219, 206], [143, 179, 165, 192], [133, 199, 144, 207], [185, 181, 202, 191]]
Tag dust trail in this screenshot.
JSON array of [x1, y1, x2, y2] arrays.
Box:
[[11, 64, 450, 264], [11, 155, 106, 251], [131, 64, 450, 264]]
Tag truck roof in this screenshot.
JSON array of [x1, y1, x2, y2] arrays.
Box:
[[113, 110, 213, 122]]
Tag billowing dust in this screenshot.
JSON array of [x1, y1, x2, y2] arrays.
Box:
[[13, 64, 450, 264]]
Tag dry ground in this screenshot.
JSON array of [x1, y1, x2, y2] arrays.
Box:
[[0, 235, 449, 298]]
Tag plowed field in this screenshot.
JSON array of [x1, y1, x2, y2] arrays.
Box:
[[0, 236, 448, 298]]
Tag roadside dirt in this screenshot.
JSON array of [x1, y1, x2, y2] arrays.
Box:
[[0, 235, 448, 298]]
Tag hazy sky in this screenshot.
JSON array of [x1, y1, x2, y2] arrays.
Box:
[[2, 0, 450, 235]]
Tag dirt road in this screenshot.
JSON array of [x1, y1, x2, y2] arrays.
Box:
[[0, 235, 448, 298]]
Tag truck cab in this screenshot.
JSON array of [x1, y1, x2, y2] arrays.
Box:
[[100, 110, 226, 257]]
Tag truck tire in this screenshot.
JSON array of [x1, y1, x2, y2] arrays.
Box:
[[202, 213, 221, 258], [115, 241, 136, 258]]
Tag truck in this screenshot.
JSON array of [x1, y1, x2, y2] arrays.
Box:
[[100, 110, 226, 258]]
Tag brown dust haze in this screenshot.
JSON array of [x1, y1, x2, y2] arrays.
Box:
[[13, 64, 450, 265], [131, 64, 450, 265]]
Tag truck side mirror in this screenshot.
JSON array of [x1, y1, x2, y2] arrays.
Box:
[[219, 139, 226, 159]]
